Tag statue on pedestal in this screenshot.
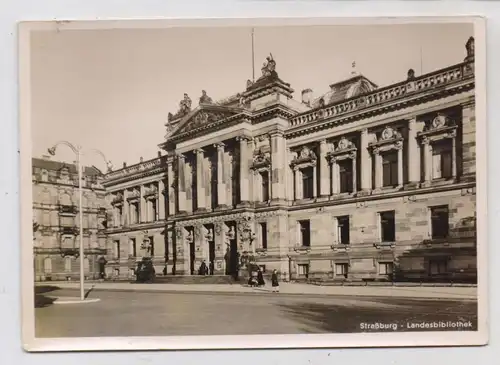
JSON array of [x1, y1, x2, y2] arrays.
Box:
[[199, 90, 213, 105], [261, 53, 277, 78]]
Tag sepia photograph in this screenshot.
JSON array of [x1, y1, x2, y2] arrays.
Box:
[[19, 17, 487, 351]]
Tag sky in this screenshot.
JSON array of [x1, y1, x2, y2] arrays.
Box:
[[30, 22, 474, 171]]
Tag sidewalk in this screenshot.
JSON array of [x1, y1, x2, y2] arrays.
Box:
[[36, 281, 477, 300]]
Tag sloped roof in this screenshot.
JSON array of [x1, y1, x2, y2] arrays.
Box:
[[32, 157, 103, 176]]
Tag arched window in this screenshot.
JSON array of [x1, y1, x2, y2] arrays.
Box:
[[43, 257, 52, 273]]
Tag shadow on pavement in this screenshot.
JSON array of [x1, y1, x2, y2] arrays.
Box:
[[34, 285, 60, 308], [277, 299, 478, 333]]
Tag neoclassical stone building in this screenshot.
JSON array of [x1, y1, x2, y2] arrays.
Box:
[[101, 36, 477, 282], [32, 157, 108, 281]]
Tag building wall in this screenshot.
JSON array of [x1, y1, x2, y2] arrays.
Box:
[[94, 38, 477, 283], [32, 158, 108, 281]]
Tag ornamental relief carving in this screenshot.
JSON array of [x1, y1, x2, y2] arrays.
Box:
[[369, 125, 404, 153], [251, 148, 271, 170], [327, 136, 357, 162], [418, 112, 458, 143], [291, 145, 317, 169]]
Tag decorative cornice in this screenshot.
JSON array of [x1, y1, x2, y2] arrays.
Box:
[[286, 61, 474, 139]]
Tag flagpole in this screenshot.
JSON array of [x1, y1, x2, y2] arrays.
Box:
[[251, 27, 255, 82]]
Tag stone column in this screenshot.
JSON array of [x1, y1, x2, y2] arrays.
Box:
[[373, 149, 383, 189], [177, 154, 187, 213], [285, 148, 294, 201], [270, 131, 286, 202], [397, 143, 404, 186], [407, 118, 421, 185], [213, 222, 225, 275], [423, 139, 432, 184], [360, 129, 372, 192], [122, 190, 128, 226], [237, 136, 250, 205], [294, 167, 302, 200], [312, 166, 318, 198], [451, 133, 457, 178], [139, 186, 146, 222], [195, 149, 206, 211], [351, 154, 357, 193], [319, 140, 330, 197], [330, 160, 338, 195], [214, 143, 226, 208], [247, 139, 255, 203], [158, 180, 166, 220], [167, 159, 176, 216]]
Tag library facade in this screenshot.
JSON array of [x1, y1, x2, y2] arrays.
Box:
[[33, 36, 478, 283]]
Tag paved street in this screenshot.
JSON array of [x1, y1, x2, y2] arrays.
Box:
[[35, 286, 477, 337]]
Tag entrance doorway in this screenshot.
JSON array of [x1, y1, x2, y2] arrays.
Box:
[[189, 241, 195, 275], [226, 239, 239, 279]]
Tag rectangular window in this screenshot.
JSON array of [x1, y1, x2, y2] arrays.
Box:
[[382, 151, 399, 187], [379, 262, 394, 275], [297, 264, 309, 277], [430, 205, 449, 239], [338, 160, 353, 193], [380, 210, 396, 242], [150, 200, 158, 222], [429, 259, 448, 275], [259, 222, 268, 249], [432, 140, 453, 179], [114, 240, 120, 259], [298, 220, 311, 247], [335, 263, 348, 278], [302, 167, 315, 199], [130, 202, 139, 224], [64, 257, 72, 273], [129, 238, 136, 257], [149, 236, 155, 256], [337, 216, 350, 245], [260, 171, 270, 202]]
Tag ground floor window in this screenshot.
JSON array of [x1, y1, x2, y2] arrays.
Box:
[[335, 263, 348, 278], [297, 264, 309, 278], [379, 262, 394, 275], [429, 259, 448, 275]]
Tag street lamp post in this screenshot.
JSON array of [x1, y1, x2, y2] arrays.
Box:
[[48, 141, 112, 301]]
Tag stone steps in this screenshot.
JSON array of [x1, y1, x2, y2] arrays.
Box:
[[151, 275, 235, 285]]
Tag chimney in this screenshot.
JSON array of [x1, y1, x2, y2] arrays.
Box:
[[123, 162, 127, 168], [158, 151, 162, 157], [301, 88, 313, 106]]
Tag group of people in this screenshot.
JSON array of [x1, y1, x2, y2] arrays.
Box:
[[248, 268, 280, 293], [197, 260, 214, 276]]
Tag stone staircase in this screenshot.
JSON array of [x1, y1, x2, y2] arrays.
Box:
[[152, 275, 235, 284]]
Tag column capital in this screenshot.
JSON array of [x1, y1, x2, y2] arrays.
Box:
[[269, 130, 285, 138], [176, 153, 186, 161], [319, 139, 327, 145], [213, 142, 226, 150], [194, 148, 205, 155], [235, 135, 252, 142]]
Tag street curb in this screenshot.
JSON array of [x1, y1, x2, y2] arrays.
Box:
[[56, 286, 478, 302]]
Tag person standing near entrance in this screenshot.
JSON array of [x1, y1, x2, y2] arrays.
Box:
[[271, 269, 279, 293]]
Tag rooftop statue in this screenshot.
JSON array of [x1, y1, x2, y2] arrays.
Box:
[[261, 53, 277, 78], [199, 90, 213, 105], [168, 93, 192, 121]]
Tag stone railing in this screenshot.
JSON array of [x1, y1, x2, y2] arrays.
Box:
[[289, 61, 473, 128], [105, 157, 164, 180]]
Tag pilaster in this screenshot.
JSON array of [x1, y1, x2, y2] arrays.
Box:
[[237, 136, 251, 206], [177, 154, 187, 213], [167, 159, 176, 216], [319, 140, 329, 197], [360, 129, 372, 193], [195, 148, 206, 211], [407, 118, 421, 187], [270, 130, 286, 203], [158, 179, 166, 220]]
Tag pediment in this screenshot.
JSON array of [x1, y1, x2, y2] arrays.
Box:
[[166, 105, 243, 140]]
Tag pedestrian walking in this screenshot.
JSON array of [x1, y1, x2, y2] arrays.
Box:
[[257, 267, 265, 287], [271, 269, 279, 293]]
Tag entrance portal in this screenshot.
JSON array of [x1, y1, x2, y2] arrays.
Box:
[[226, 239, 239, 279], [189, 241, 195, 275]]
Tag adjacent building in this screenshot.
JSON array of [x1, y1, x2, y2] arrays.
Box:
[[34, 36, 478, 283], [32, 157, 108, 281]]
